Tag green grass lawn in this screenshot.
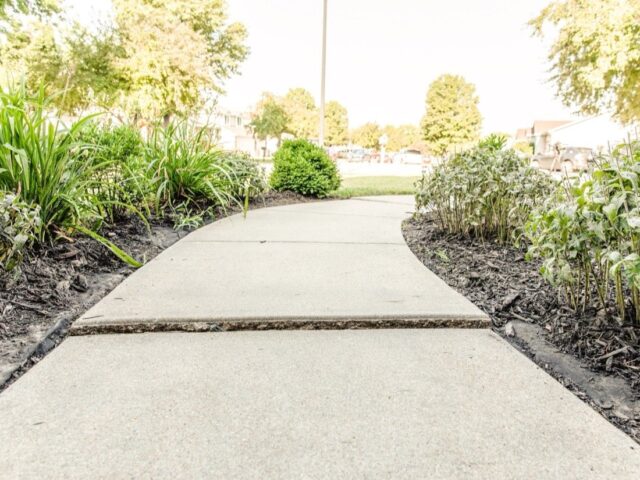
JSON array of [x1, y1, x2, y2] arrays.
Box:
[[330, 176, 420, 198]]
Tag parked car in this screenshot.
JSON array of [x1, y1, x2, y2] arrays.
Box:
[[348, 149, 372, 162], [531, 147, 594, 173], [393, 149, 424, 165]]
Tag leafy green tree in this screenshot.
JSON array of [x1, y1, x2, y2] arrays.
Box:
[[351, 122, 381, 149], [282, 87, 317, 139], [0, 21, 125, 114], [0, 0, 57, 20], [531, 0, 640, 123], [113, 0, 248, 122], [421, 74, 482, 156], [0, 20, 62, 87], [383, 124, 420, 151], [250, 94, 289, 156], [1, 0, 248, 120], [324, 101, 348, 145]]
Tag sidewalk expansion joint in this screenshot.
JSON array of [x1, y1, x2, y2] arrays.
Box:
[[70, 315, 491, 336], [183, 240, 407, 245]]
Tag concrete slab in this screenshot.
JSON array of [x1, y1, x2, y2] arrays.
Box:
[[1, 329, 638, 479], [74, 197, 488, 332]]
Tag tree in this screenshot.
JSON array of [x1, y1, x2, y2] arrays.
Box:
[[324, 101, 348, 145], [0, 20, 62, 88], [112, 0, 248, 122], [421, 74, 482, 156], [531, 0, 640, 123], [1, 0, 249, 121], [382, 124, 420, 152], [351, 122, 381, 149], [282, 87, 317, 139], [0, 0, 58, 21], [1, 20, 127, 114], [250, 93, 289, 157]]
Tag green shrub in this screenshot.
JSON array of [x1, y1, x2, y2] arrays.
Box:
[[270, 139, 340, 197], [526, 141, 640, 324], [0, 192, 41, 272], [219, 151, 267, 201], [76, 122, 148, 222], [416, 143, 555, 243]]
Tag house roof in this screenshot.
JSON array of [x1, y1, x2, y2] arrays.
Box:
[[531, 120, 572, 135], [515, 127, 532, 140]]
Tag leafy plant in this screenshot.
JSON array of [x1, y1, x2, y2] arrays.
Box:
[[526, 141, 640, 324], [0, 84, 99, 238], [144, 120, 236, 212], [219, 151, 267, 201], [270, 139, 341, 197], [416, 143, 555, 243], [0, 84, 141, 267], [478, 133, 508, 152], [76, 121, 149, 222], [0, 192, 41, 272]]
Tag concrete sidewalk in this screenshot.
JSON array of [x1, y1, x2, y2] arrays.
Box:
[[73, 196, 488, 332], [1, 330, 638, 478], [1, 195, 639, 478]]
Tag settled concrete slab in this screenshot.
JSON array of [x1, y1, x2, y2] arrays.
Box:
[[1, 329, 638, 479], [74, 197, 488, 332]]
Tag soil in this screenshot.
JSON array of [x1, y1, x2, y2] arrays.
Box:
[[402, 214, 640, 442], [0, 191, 316, 391]]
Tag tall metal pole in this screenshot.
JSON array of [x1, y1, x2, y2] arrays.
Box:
[[319, 0, 328, 147]]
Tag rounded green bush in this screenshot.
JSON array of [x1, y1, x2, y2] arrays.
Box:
[[270, 139, 340, 197]]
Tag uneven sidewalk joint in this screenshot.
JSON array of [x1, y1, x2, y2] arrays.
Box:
[[70, 315, 491, 336]]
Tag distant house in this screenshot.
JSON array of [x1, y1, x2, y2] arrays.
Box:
[[211, 109, 261, 156], [516, 115, 636, 154]]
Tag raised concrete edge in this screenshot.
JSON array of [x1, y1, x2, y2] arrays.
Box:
[[70, 313, 491, 335]]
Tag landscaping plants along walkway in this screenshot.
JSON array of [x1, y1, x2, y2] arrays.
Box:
[[1, 196, 639, 478]]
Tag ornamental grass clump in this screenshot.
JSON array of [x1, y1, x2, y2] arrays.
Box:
[[526, 141, 640, 325], [0, 85, 100, 238], [270, 139, 340, 197], [144, 120, 239, 212], [415, 140, 555, 243]]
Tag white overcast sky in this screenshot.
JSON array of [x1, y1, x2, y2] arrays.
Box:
[[67, 0, 576, 134]]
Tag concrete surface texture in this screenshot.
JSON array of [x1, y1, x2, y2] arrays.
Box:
[[74, 196, 488, 332], [0, 329, 638, 479]]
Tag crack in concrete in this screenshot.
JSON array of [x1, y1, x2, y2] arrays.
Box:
[[183, 239, 407, 245]]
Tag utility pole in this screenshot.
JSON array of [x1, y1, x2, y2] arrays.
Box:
[[319, 0, 328, 147]]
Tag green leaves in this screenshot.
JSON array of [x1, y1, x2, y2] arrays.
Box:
[[0, 192, 41, 272], [75, 225, 142, 268], [0, 85, 266, 273], [421, 74, 482, 156], [416, 143, 555, 243], [270, 139, 341, 198], [526, 141, 640, 323], [531, 0, 640, 122]]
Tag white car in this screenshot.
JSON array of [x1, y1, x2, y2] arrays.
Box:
[[393, 149, 424, 165]]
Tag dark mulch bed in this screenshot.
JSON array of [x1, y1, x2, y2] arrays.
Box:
[[0, 191, 315, 390], [402, 215, 640, 389], [403, 215, 640, 441]]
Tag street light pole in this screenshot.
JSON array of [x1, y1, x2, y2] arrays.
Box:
[[319, 0, 328, 147]]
